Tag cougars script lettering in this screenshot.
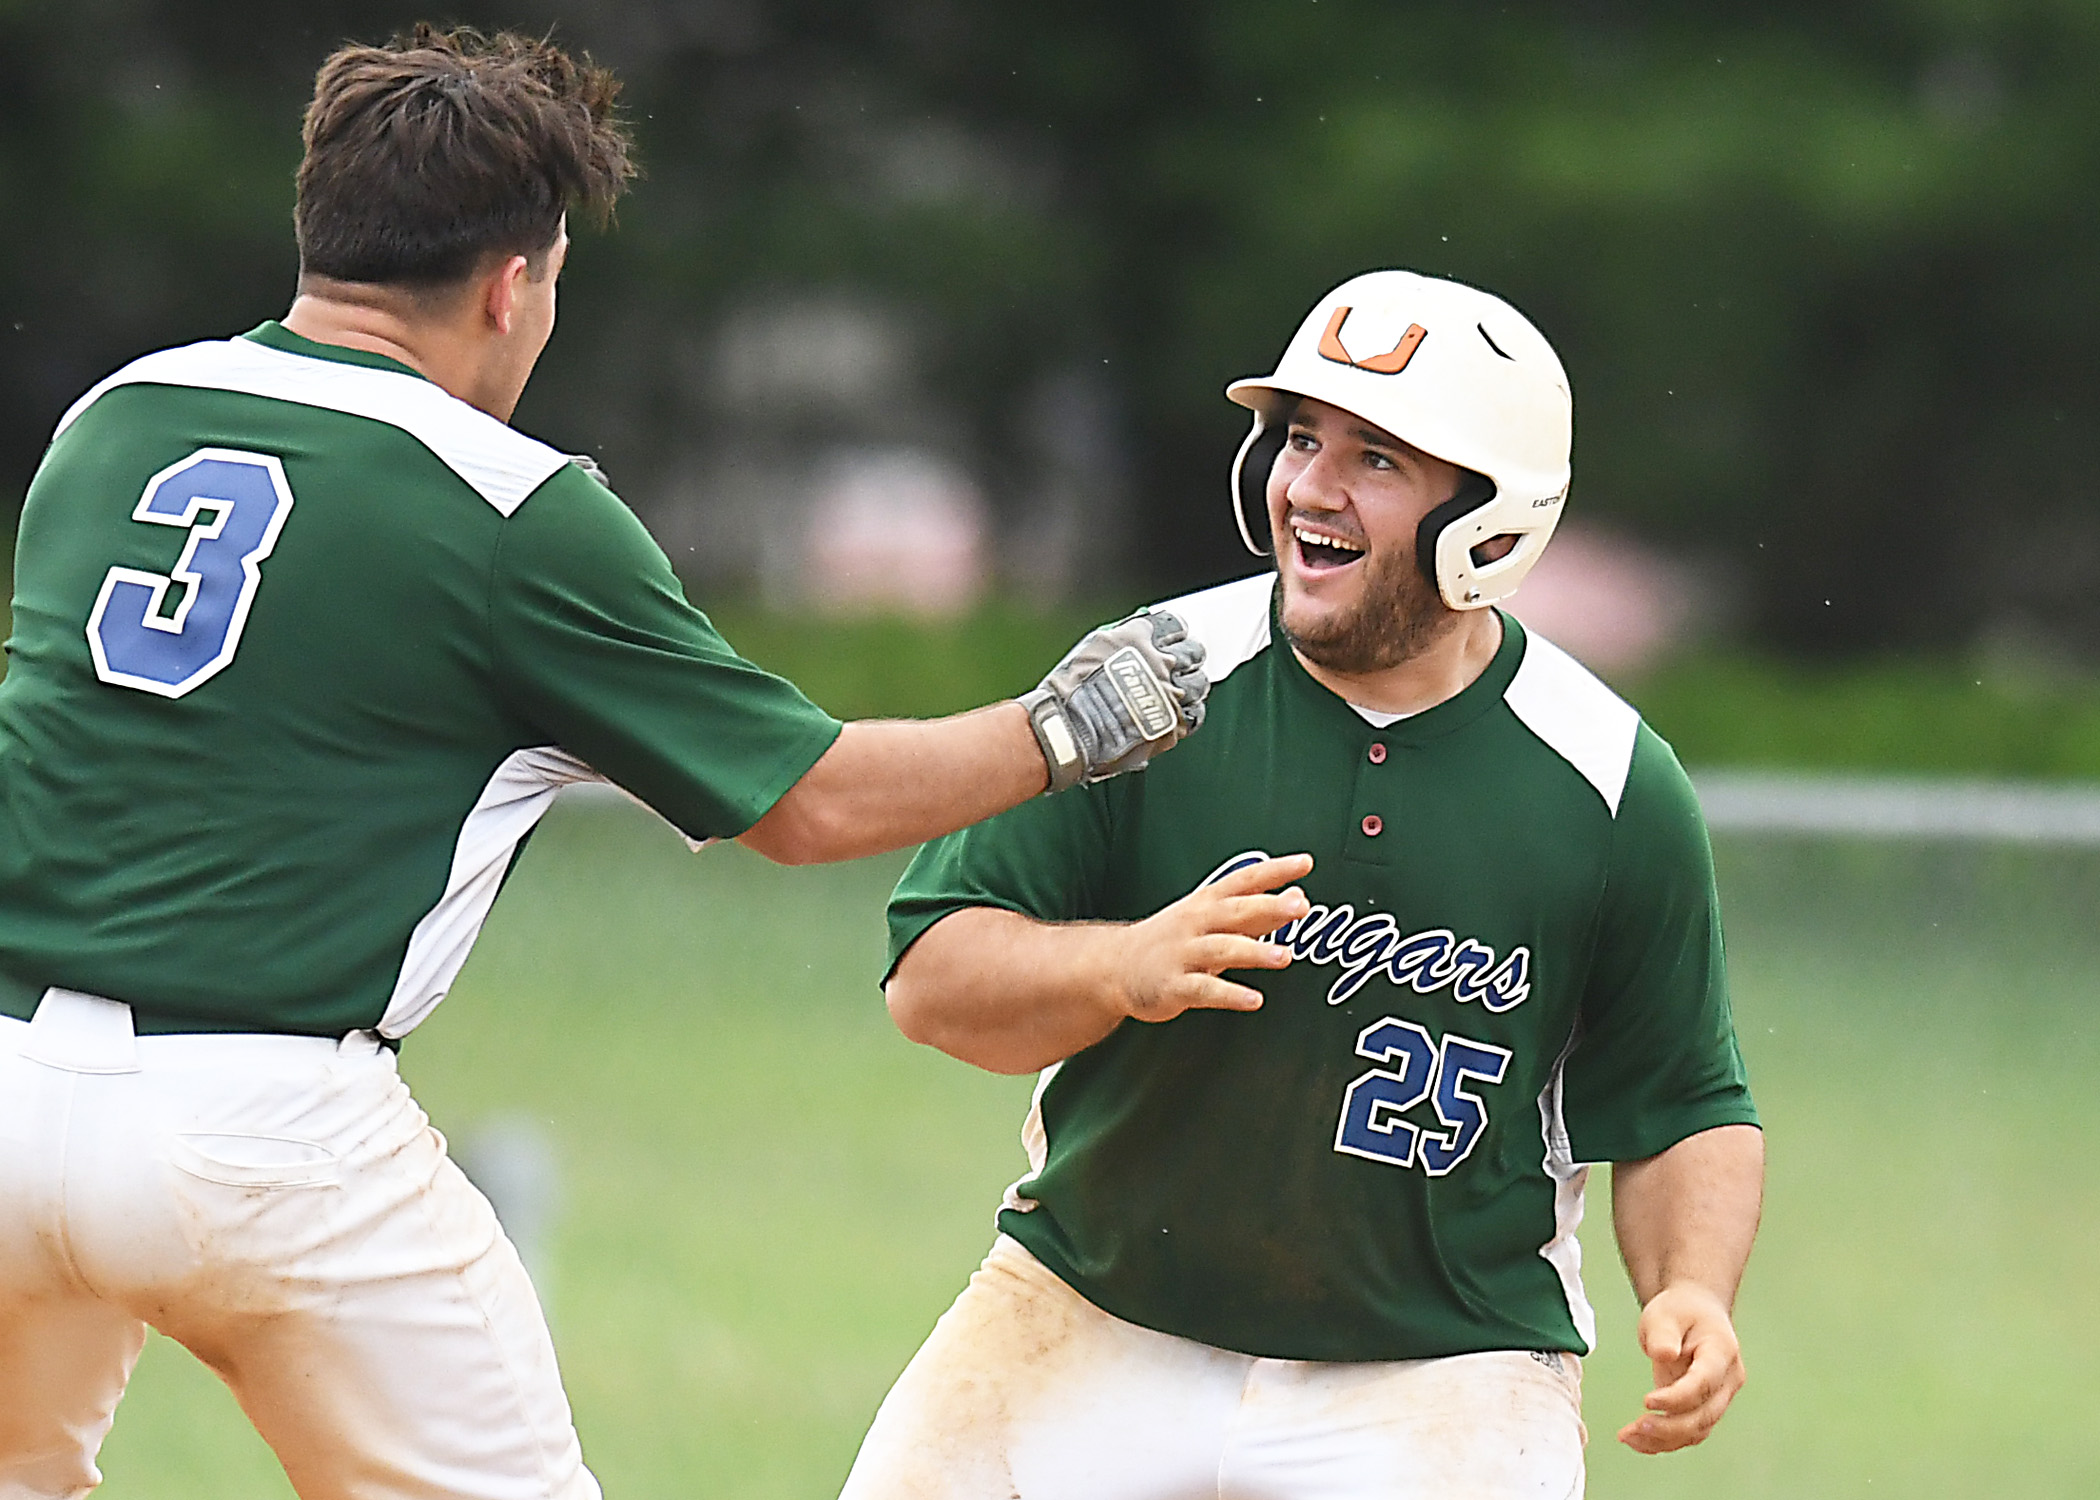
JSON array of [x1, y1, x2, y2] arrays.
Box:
[[1199, 851, 1532, 1010]]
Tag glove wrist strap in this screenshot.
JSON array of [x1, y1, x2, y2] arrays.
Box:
[[1018, 686, 1085, 795]]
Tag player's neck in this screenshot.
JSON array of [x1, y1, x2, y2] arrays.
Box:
[[282, 283, 517, 421], [1292, 608, 1504, 718]]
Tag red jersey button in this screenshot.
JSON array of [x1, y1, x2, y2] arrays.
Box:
[[1367, 742, 1388, 765], [1361, 814, 1383, 837]]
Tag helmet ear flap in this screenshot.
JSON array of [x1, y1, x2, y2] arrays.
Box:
[[1234, 421, 1290, 557], [1414, 472, 1497, 588]]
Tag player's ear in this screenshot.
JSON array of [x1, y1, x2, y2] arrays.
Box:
[[481, 255, 532, 336]]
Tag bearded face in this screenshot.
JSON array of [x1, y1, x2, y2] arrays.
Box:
[[1264, 398, 1470, 677], [1276, 522, 1455, 675]]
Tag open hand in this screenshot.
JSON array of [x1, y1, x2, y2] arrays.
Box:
[[1618, 1281, 1746, 1454], [1109, 854, 1312, 1023]]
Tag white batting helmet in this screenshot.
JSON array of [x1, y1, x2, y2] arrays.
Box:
[[1226, 270, 1573, 610]]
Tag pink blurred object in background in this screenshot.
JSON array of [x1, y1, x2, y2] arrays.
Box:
[[802, 450, 989, 617], [1504, 523, 1697, 678]]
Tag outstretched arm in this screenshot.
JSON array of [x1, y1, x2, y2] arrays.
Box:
[[885, 854, 1314, 1074], [739, 610, 1207, 865], [1610, 1122, 1765, 1454], [739, 706, 1046, 865]]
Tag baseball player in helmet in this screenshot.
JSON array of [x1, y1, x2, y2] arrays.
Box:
[[840, 270, 1765, 1499]]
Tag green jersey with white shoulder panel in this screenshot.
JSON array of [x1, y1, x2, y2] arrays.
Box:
[[0, 322, 841, 1039], [887, 572, 1756, 1363]]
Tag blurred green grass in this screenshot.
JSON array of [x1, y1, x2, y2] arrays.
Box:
[[86, 799, 2100, 1498], [1631, 652, 2100, 781]]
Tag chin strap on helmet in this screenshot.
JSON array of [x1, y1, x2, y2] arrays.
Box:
[[1413, 472, 1498, 589]]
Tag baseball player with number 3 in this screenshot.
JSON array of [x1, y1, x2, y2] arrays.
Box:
[[843, 271, 1765, 1499], [0, 26, 1207, 1500]]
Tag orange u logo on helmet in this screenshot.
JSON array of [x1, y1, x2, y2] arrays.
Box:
[[1317, 306, 1428, 374]]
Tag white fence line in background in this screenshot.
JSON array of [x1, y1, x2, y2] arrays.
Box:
[[1691, 771, 2100, 845]]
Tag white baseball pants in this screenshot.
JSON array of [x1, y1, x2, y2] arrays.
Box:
[[0, 989, 598, 1500], [839, 1235, 1586, 1500]]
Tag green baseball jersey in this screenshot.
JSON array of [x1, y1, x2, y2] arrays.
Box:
[[888, 573, 1756, 1363], [0, 322, 841, 1039]]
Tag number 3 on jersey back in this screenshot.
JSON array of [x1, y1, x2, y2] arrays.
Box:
[[85, 448, 295, 699]]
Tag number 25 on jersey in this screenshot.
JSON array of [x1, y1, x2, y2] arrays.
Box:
[[1333, 1016, 1511, 1176], [85, 448, 295, 699]]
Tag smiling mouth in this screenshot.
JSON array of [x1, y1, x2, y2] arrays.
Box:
[[1291, 522, 1366, 573]]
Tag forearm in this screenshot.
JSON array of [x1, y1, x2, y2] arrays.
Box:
[[886, 907, 1131, 1074], [1610, 1122, 1763, 1454], [739, 705, 1046, 865], [1612, 1123, 1765, 1306]]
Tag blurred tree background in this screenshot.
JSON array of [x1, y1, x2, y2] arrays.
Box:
[[2, 0, 2096, 657]]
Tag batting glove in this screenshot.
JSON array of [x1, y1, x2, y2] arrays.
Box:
[[1019, 611, 1208, 793]]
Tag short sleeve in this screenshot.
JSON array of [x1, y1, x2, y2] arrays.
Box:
[[886, 782, 1116, 983], [488, 465, 842, 841], [1559, 725, 1759, 1163]]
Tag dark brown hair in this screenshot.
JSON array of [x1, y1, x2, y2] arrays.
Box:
[[295, 24, 635, 289]]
